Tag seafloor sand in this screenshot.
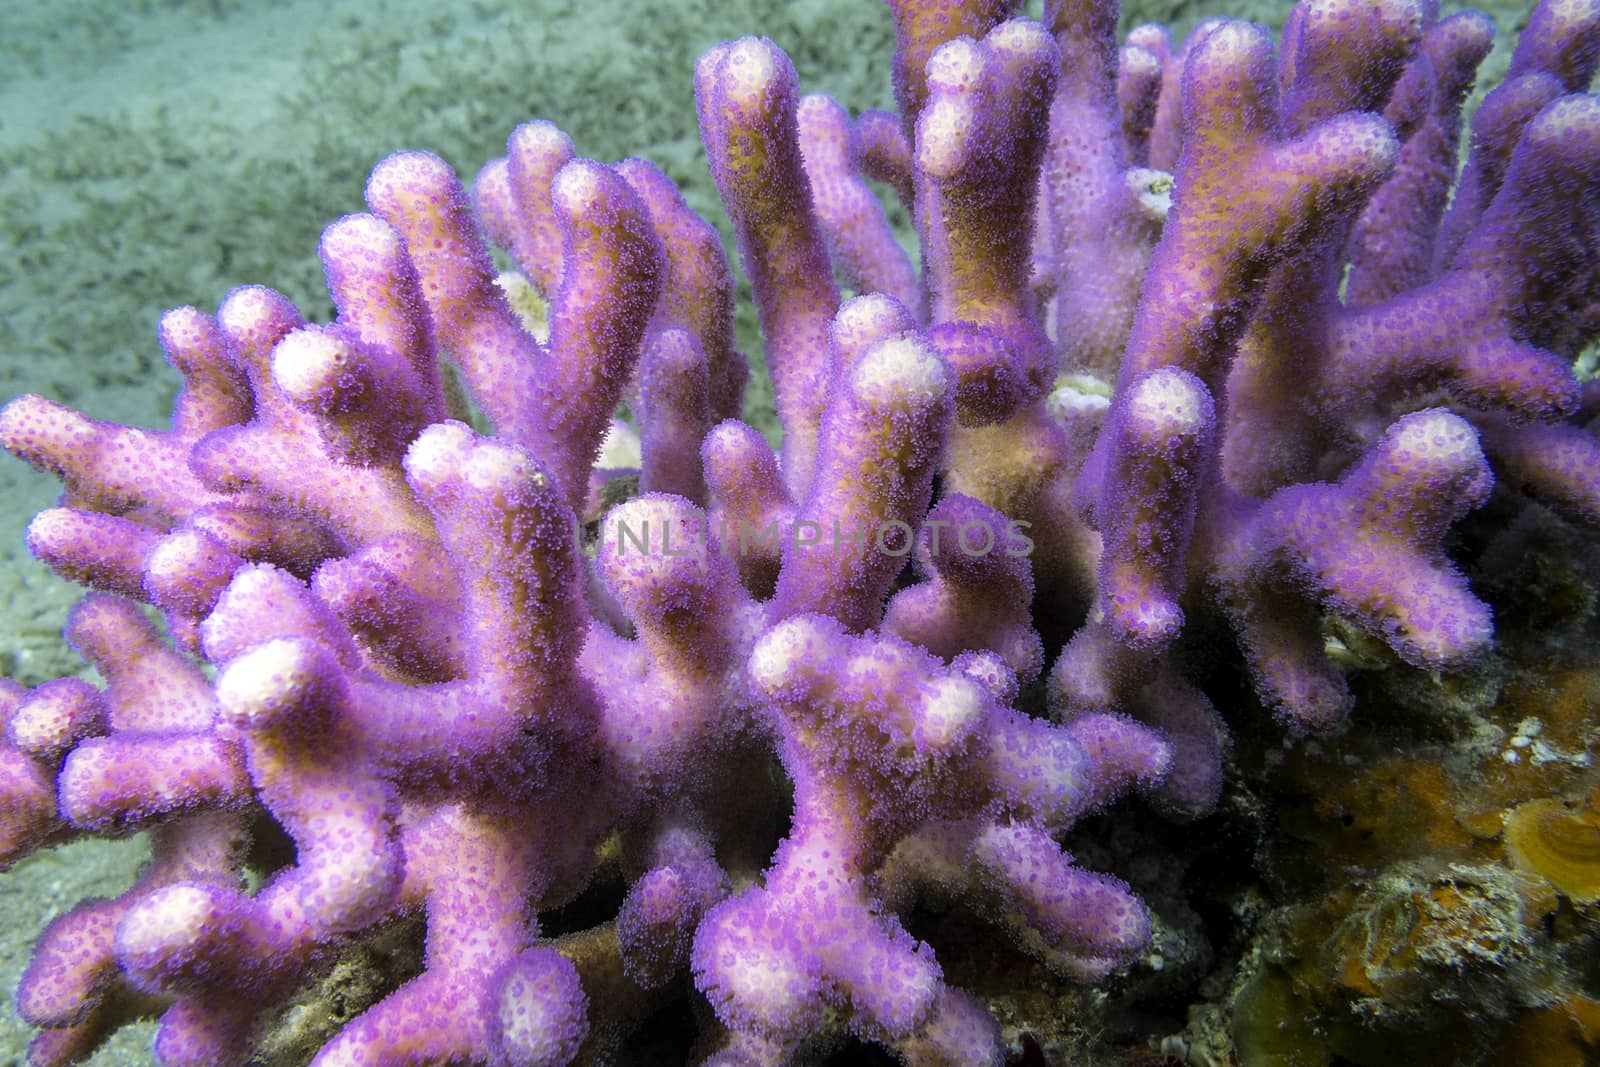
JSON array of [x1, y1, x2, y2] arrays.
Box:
[[0, 0, 1525, 1063]]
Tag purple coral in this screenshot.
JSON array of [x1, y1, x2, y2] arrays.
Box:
[[1, 0, 1598, 1062]]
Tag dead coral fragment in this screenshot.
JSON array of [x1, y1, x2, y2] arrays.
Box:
[[1298, 861, 1556, 1026]]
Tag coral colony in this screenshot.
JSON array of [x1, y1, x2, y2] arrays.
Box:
[[1, 0, 1597, 1061]]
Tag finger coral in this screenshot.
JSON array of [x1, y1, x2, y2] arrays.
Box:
[[2, 0, 1598, 1063]]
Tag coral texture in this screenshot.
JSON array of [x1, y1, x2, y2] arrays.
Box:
[[1, 0, 1597, 1063]]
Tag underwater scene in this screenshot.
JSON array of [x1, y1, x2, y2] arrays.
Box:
[[0, 0, 1596, 1064]]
